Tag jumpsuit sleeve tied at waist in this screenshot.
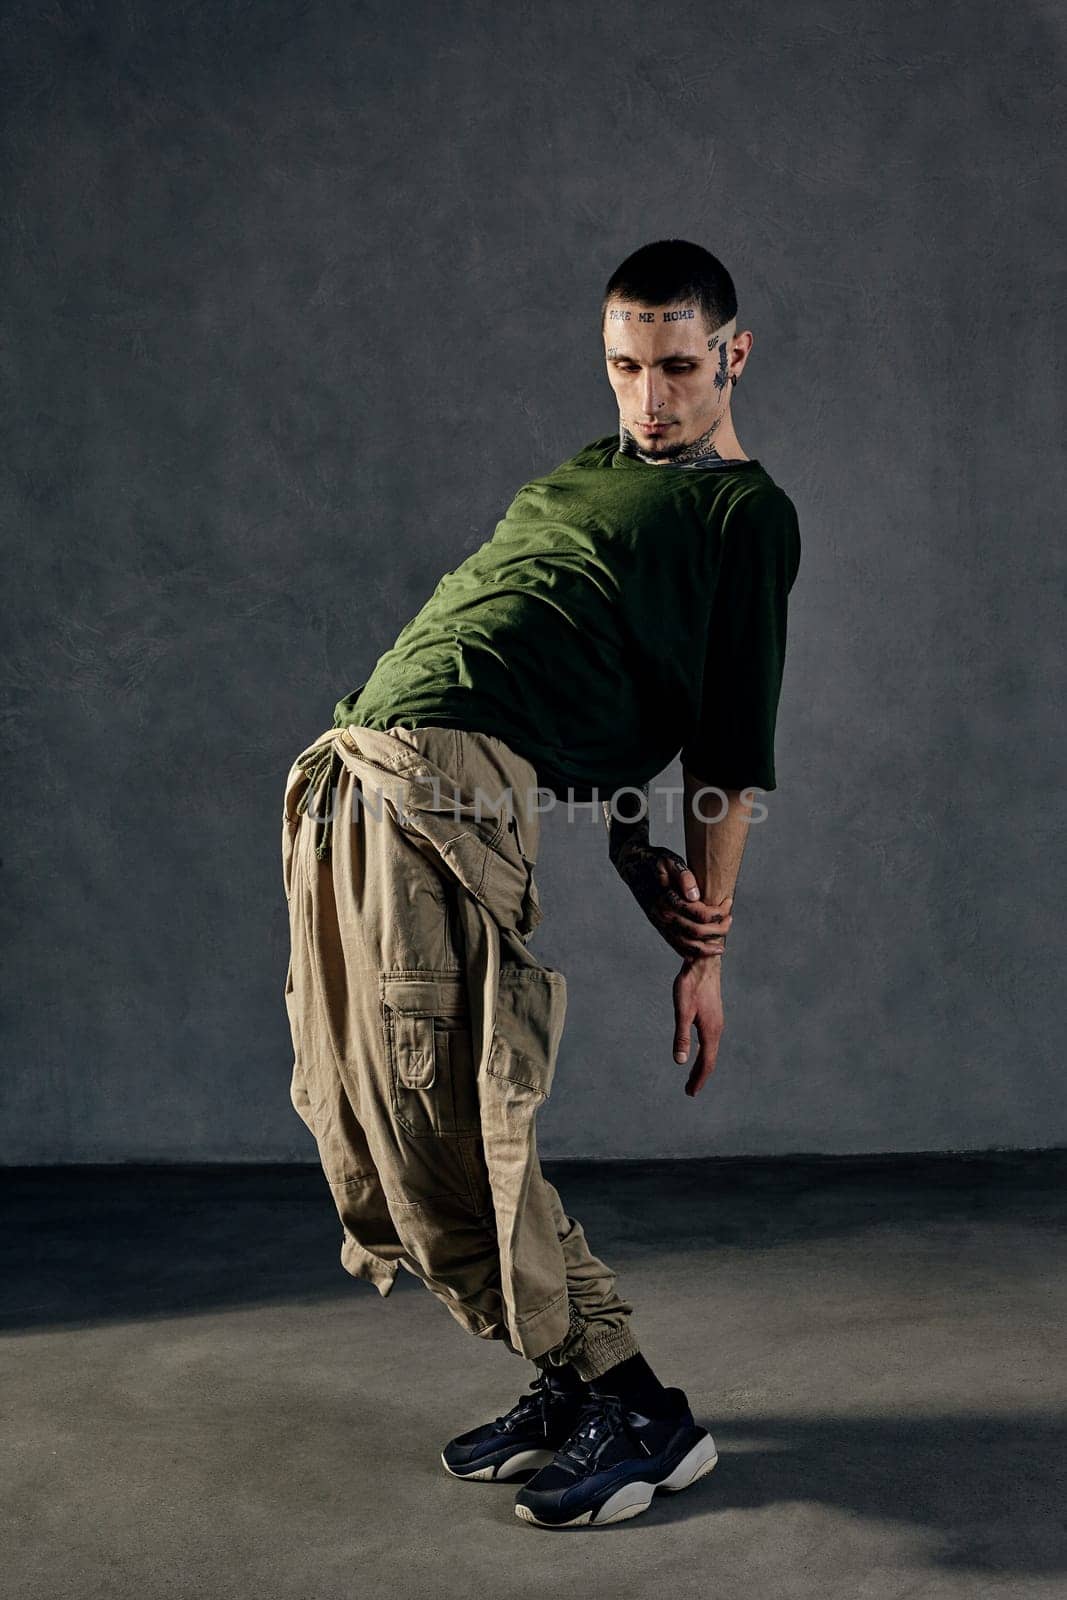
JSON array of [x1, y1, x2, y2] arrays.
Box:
[[293, 738, 343, 862]]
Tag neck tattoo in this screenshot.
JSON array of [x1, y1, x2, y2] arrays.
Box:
[[618, 418, 742, 469]]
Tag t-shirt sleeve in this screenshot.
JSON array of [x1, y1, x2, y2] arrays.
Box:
[[679, 489, 802, 792]]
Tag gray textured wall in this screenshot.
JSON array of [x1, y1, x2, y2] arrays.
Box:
[[2, 1, 1063, 1162]]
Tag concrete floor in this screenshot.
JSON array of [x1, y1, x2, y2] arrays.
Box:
[[1, 1151, 1064, 1600]]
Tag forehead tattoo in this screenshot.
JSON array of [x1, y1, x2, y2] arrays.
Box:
[[606, 314, 738, 374]]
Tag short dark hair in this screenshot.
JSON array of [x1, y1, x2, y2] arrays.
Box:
[[600, 239, 737, 335]]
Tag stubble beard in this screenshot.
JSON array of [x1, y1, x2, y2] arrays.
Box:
[[623, 408, 726, 464]]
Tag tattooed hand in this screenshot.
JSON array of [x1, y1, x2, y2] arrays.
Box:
[[614, 837, 733, 961]]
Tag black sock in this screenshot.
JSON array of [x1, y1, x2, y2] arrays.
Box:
[[586, 1352, 672, 1415]]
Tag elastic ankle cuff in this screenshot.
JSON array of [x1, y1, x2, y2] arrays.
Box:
[[566, 1325, 643, 1383]]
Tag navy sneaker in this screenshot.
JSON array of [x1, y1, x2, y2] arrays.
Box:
[[513, 1386, 718, 1527], [441, 1368, 588, 1482]]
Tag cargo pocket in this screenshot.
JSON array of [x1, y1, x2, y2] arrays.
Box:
[[381, 972, 482, 1138], [486, 966, 568, 1100]]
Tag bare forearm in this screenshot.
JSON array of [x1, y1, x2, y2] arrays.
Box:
[[682, 769, 752, 902]]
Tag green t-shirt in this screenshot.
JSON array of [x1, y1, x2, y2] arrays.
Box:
[[333, 433, 801, 796]]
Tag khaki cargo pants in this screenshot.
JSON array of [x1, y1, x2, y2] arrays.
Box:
[[281, 721, 641, 1381]]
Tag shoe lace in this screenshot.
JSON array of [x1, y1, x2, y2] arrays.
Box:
[[555, 1391, 650, 1469], [491, 1371, 566, 1436]]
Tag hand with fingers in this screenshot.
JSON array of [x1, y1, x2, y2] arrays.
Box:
[[614, 838, 733, 962], [672, 955, 724, 1097]]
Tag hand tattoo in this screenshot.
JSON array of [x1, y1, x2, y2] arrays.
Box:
[[615, 839, 727, 956], [603, 785, 727, 957]]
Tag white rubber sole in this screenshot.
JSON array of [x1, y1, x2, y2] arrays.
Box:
[[441, 1446, 556, 1482], [514, 1432, 719, 1527]]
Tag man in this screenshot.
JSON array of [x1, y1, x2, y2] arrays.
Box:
[[281, 238, 801, 1529]]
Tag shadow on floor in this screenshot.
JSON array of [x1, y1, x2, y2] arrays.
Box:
[[2, 1151, 1064, 1587], [1, 1148, 1063, 1333], [462, 1410, 1067, 1575]]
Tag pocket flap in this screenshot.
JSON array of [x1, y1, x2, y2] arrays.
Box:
[[382, 974, 470, 1021], [487, 967, 567, 1098]]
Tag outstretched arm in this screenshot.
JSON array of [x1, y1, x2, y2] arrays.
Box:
[[671, 768, 756, 1097], [671, 492, 801, 1096]]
